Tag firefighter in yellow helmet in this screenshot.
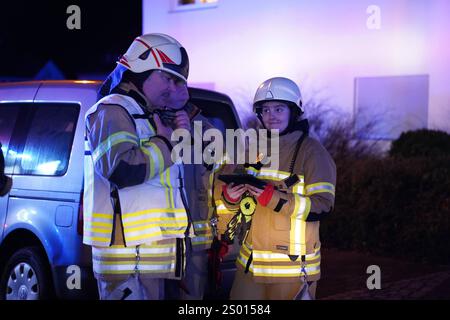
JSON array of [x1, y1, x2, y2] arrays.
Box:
[[215, 77, 337, 300], [84, 33, 195, 300]]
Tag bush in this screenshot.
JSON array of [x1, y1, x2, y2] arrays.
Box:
[[305, 100, 383, 162], [389, 129, 450, 158], [321, 156, 450, 264]]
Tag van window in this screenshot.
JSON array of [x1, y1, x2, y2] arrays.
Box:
[[15, 103, 79, 176], [0, 103, 21, 174], [190, 98, 238, 134]]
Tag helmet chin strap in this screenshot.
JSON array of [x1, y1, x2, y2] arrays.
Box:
[[279, 107, 303, 136], [257, 113, 266, 129]]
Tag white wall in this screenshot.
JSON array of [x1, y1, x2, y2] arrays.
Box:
[[143, 0, 450, 132]]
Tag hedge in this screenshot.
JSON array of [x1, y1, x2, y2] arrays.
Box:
[[389, 129, 450, 158], [320, 155, 450, 264]]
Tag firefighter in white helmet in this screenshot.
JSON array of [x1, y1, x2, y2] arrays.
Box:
[[84, 33, 213, 300], [215, 77, 337, 299]]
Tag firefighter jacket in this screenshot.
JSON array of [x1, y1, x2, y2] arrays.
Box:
[[83, 88, 189, 279], [183, 113, 217, 251], [214, 123, 336, 283]]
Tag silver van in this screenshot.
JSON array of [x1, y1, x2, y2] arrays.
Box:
[[0, 80, 241, 299]]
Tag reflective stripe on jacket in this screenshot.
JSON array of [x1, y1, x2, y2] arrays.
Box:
[[236, 242, 321, 281], [83, 94, 188, 247], [92, 238, 184, 279]]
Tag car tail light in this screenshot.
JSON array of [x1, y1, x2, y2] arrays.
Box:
[[77, 191, 84, 235]]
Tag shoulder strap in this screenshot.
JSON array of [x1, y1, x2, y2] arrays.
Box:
[[288, 131, 308, 174], [283, 127, 309, 189]]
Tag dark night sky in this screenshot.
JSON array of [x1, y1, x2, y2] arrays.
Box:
[[0, 1, 142, 80]]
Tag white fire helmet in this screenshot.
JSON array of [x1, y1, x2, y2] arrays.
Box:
[[253, 77, 303, 113], [117, 33, 189, 83]]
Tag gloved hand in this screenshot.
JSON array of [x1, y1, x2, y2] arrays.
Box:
[[153, 113, 174, 142], [222, 183, 246, 203], [246, 183, 275, 207], [173, 110, 191, 131]]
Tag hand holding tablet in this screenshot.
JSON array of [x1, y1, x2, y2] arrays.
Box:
[[218, 174, 268, 190]]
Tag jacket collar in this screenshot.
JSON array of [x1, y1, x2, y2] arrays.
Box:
[[116, 82, 150, 112]]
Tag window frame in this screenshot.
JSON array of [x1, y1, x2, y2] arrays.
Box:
[[171, 0, 218, 12], [0, 102, 22, 166], [0, 102, 33, 175], [1, 102, 80, 177]]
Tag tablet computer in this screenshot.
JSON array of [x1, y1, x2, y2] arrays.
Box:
[[218, 174, 267, 189]]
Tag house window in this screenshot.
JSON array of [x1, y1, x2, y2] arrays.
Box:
[[173, 0, 218, 12]]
